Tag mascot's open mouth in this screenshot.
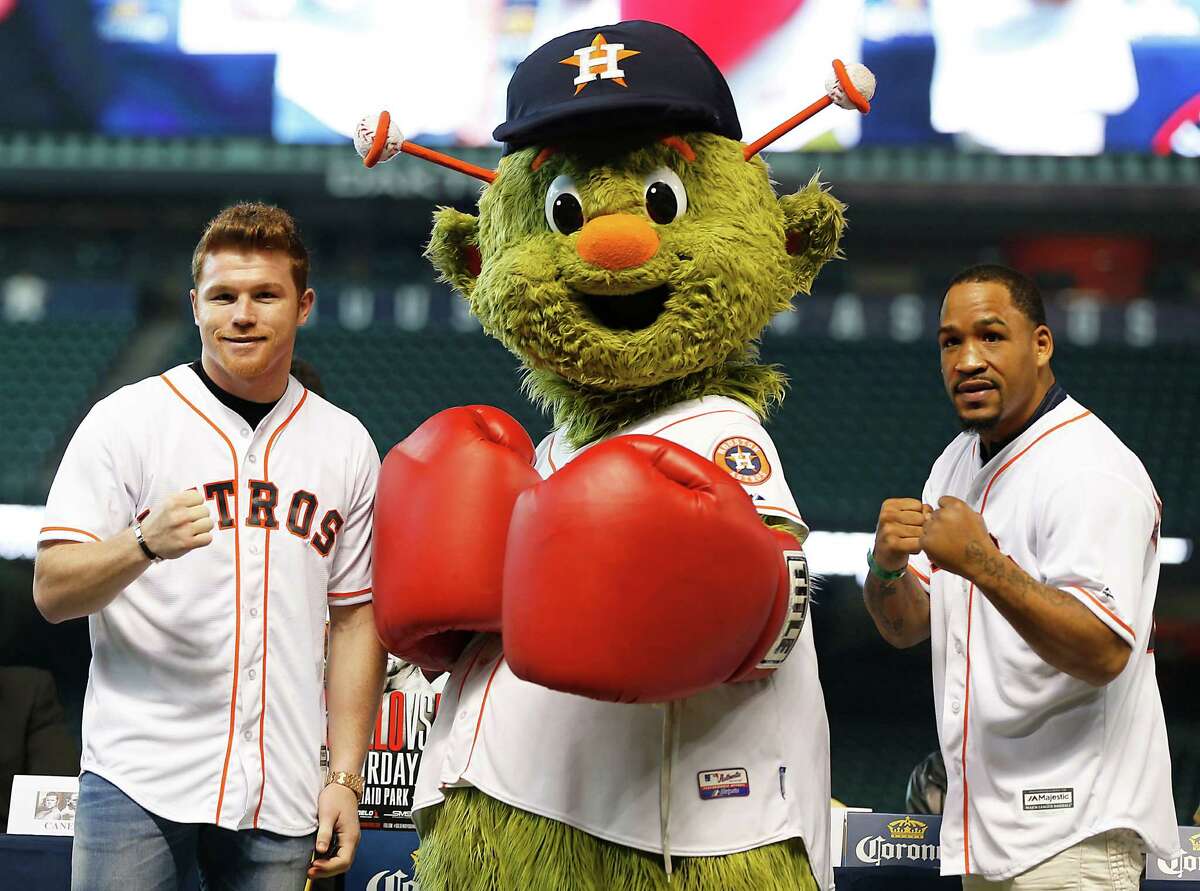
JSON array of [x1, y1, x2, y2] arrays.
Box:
[[574, 284, 672, 332]]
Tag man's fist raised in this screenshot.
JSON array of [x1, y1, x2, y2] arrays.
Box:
[[872, 497, 929, 573], [919, 496, 994, 579], [140, 489, 214, 559]]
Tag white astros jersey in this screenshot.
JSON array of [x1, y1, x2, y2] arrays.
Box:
[[414, 396, 833, 890], [907, 395, 1180, 879], [39, 364, 379, 835]]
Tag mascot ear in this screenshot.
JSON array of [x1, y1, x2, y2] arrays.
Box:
[[778, 176, 846, 295], [425, 207, 482, 297]]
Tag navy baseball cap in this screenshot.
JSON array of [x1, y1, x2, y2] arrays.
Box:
[[494, 20, 741, 154]]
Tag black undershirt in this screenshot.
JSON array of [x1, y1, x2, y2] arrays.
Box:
[[190, 361, 280, 431], [978, 381, 1068, 464]]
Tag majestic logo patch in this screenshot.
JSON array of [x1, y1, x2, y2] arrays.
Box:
[[1022, 788, 1074, 811], [713, 437, 771, 485], [560, 33, 640, 95], [698, 768, 749, 800]]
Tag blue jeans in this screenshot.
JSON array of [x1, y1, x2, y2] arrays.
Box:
[[72, 772, 316, 891]]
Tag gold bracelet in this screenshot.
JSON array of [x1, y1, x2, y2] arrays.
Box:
[[325, 770, 365, 801]]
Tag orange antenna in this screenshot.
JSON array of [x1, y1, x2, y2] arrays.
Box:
[[742, 59, 876, 160], [355, 111, 497, 184]]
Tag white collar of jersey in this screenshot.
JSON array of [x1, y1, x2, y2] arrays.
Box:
[[163, 364, 305, 438], [551, 395, 759, 464], [629, 394, 759, 432], [972, 394, 1088, 472]]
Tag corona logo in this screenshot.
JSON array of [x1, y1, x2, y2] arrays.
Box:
[[367, 867, 418, 891], [887, 816, 928, 840], [1158, 854, 1200, 879], [854, 834, 940, 866]]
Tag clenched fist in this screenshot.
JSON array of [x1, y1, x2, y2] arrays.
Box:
[[873, 497, 930, 572], [141, 489, 214, 559], [919, 496, 994, 579]]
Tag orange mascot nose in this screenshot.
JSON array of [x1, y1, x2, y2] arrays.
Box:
[[576, 214, 660, 270]]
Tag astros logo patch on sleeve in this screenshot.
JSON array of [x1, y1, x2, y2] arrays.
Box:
[[713, 437, 771, 485]]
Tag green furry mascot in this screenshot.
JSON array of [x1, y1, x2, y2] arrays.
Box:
[[363, 19, 875, 891]]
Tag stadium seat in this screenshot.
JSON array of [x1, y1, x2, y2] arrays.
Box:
[[0, 321, 133, 504]]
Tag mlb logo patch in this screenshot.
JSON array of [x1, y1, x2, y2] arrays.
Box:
[[698, 768, 750, 800]]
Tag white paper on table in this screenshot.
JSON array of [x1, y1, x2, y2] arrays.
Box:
[[6, 775, 80, 836]]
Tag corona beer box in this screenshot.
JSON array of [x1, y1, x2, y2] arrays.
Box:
[[1146, 828, 1200, 882], [843, 812, 942, 869], [345, 829, 420, 891]]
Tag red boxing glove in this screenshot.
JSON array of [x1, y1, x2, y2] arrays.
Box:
[[373, 406, 541, 672], [502, 434, 809, 703], [732, 525, 810, 683]]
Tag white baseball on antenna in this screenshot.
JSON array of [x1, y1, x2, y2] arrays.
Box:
[[354, 112, 405, 166], [825, 63, 877, 110]]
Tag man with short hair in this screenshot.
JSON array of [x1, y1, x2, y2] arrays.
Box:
[[34, 202, 386, 890], [863, 264, 1179, 889]]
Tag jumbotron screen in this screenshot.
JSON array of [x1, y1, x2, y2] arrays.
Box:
[[5, 0, 1200, 154]]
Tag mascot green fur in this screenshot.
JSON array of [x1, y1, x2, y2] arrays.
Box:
[[363, 20, 875, 891]]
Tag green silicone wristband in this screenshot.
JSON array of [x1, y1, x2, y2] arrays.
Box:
[[867, 549, 907, 581]]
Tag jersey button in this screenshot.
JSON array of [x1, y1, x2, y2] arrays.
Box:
[[954, 641, 963, 655], [243, 730, 253, 741], [248, 454, 257, 464], [241, 428, 250, 437], [951, 700, 961, 714], [249, 607, 259, 617], [250, 544, 260, 555], [248, 669, 257, 680]]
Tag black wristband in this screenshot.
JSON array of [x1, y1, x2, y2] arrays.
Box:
[[133, 521, 161, 562]]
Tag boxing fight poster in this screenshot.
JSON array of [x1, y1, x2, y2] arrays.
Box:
[[358, 659, 444, 831]]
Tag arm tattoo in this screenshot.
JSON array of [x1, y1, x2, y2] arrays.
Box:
[[964, 540, 1074, 608], [965, 540, 1026, 590], [866, 575, 905, 634]]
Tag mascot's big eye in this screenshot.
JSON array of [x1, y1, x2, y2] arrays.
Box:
[[544, 174, 585, 235], [643, 167, 687, 225]]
